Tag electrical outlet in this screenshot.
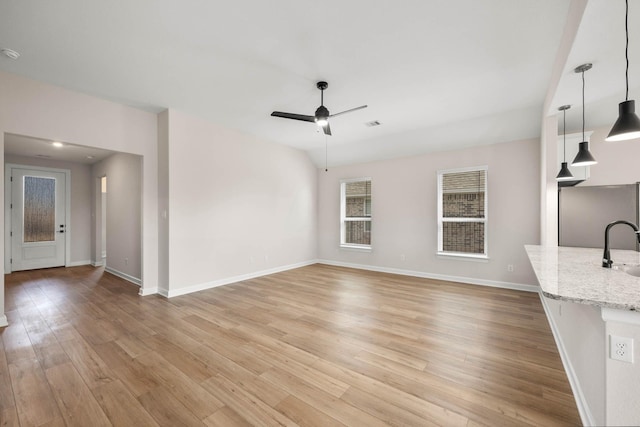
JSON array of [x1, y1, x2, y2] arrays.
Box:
[[507, 264, 514, 272], [610, 335, 634, 363], [125, 257, 129, 265], [400, 254, 406, 262]]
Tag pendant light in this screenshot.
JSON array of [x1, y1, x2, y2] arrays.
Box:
[[556, 105, 574, 181], [571, 63, 598, 167], [606, 0, 640, 141]]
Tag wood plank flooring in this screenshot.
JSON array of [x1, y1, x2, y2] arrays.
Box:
[[0, 264, 580, 426]]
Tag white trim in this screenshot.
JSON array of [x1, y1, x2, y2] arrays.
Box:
[[539, 292, 596, 426], [436, 252, 489, 262], [104, 266, 142, 286], [317, 259, 537, 292], [4, 164, 72, 273], [92, 260, 104, 267], [139, 287, 158, 296], [165, 260, 317, 298], [340, 244, 372, 252], [0, 315, 7, 327], [340, 177, 372, 250], [67, 260, 92, 267], [437, 165, 488, 258], [601, 307, 640, 326]]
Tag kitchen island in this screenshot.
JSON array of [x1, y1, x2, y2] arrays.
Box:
[[526, 244, 640, 426], [525, 245, 640, 311]]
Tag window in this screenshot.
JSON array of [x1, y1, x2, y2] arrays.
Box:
[[340, 178, 372, 249], [437, 166, 487, 258]]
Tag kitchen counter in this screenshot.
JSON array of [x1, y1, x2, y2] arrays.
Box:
[[525, 245, 640, 311]]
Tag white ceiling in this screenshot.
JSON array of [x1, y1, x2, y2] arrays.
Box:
[[0, 0, 633, 167], [4, 134, 115, 165]]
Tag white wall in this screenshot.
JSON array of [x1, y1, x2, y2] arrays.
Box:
[[158, 111, 170, 293], [318, 138, 540, 288], [92, 153, 142, 281], [605, 315, 640, 426], [163, 109, 317, 296], [0, 70, 158, 310], [4, 154, 92, 265], [541, 297, 605, 425]]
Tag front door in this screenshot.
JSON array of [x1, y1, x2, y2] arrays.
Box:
[[10, 168, 66, 271]]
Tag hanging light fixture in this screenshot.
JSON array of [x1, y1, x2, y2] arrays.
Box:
[[572, 63, 598, 167], [556, 105, 574, 181], [606, 0, 640, 141]]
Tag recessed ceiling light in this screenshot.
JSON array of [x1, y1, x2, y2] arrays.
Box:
[[1, 48, 20, 60], [86, 155, 94, 159], [52, 142, 63, 148]]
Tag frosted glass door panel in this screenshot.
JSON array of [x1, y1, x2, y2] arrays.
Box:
[[23, 176, 56, 243], [10, 167, 66, 271]]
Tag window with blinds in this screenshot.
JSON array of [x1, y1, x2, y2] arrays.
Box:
[[340, 178, 372, 249], [437, 166, 488, 257]]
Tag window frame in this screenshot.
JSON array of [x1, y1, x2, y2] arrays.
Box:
[[340, 177, 372, 250], [437, 166, 488, 259]]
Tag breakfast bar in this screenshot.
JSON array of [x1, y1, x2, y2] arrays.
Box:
[[525, 245, 640, 311], [526, 244, 640, 426]]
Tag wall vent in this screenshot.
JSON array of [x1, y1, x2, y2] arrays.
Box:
[[365, 120, 382, 127]]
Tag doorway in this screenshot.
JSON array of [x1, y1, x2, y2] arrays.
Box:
[[4, 165, 71, 272]]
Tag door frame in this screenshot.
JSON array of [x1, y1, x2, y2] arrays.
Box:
[[4, 164, 72, 273]]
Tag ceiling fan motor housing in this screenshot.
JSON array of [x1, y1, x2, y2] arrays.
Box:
[[315, 105, 330, 122]]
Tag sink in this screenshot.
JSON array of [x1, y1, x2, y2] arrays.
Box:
[[625, 266, 640, 278]]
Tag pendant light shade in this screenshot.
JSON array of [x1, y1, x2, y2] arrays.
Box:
[[571, 63, 597, 167], [556, 105, 575, 181], [606, 100, 640, 141], [572, 141, 598, 166], [556, 162, 574, 181], [606, 0, 640, 141]]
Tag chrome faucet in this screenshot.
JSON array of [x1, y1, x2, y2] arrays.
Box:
[[602, 220, 640, 268]]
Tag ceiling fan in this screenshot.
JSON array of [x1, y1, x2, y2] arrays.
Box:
[[271, 81, 367, 136]]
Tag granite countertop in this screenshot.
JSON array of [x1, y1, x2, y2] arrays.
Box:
[[525, 245, 640, 311]]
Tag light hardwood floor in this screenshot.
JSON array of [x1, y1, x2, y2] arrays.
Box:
[[0, 264, 580, 426]]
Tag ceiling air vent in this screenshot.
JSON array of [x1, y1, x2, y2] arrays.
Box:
[[365, 120, 381, 127]]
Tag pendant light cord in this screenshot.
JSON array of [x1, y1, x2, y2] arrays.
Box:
[[625, 0, 630, 101], [563, 108, 567, 162], [324, 134, 328, 172], [582, 69, 586, 142]]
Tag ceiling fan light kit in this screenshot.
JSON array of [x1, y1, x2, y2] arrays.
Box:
[[271, 81, 367, 136], [606, 0, 640, 142]]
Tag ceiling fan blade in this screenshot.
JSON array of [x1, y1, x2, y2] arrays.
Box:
[[271, 111, 316, 123], [322, 122, 332, 136], [330, 105, 368, 118]]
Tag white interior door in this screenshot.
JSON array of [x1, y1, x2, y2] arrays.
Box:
[[11, 168, 66, 271]]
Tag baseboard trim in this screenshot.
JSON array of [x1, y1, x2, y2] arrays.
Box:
[[539, 292, 595, 426], [139, 287, 158, 296], [66, 260, 92, 267], [104, 267, 142, 286], [165, 260, 317, 298], [92, 260, 104, 267], [317, 259, 538, 293], [0, 314, 7, 327]]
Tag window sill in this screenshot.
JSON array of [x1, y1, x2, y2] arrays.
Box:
[[437, 252, 489, 262], [340, 244, 372, 253]]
